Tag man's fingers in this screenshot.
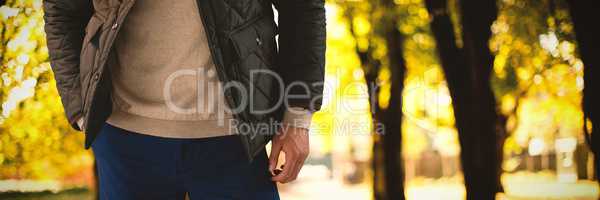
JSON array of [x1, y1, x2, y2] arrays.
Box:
[[272, 147, 308, 183], [290, 156, 306, 181], [287, 149, 308, 181], [271, 151, 298, 183], [270, 127, 310, 183], [269, 142, 283, 176], [288, 150, 307, 182], [271, 156, 294, 182]]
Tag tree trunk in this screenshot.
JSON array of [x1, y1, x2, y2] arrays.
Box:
[[459, 0, 500, 199], [345, 4, 408, 198], [425, 0, 500, 199], [567, 0, 600, 181], [378, 15, 407, 200]]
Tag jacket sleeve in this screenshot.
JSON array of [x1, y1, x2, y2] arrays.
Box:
[[43, 0, 93, 131], [272, 0, 326, 112]]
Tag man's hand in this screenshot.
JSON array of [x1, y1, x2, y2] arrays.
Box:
[[269, 126, 309, 183]]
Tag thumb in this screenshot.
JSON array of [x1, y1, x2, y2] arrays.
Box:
[[269, 141, 282, 176]]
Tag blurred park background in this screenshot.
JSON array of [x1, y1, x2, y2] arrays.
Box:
[[1, 0, 599, 199]]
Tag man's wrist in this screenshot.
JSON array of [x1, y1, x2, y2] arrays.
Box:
[[281, 107, 313, 130]]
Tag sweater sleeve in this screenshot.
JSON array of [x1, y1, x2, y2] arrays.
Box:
[[281, 107, 313, 129]]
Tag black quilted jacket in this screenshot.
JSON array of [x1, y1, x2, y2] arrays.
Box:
[[43, 0, 325, 161]]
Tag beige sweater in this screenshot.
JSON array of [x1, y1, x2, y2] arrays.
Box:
[[105, 0, 233, 138], [75, 0, 314, 137]]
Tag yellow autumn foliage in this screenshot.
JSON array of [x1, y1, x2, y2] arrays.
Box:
[[1, 0, 93, 182]]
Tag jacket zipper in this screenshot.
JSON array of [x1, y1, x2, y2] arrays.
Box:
[[83, 3, 132, 125], [195, 0, 243, 122], [196, 0, 260, 162]]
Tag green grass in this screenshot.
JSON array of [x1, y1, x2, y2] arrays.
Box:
[[0, 188, 95, 200]]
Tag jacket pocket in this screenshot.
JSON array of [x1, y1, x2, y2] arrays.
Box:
[[228, 15, 281, 121], [229, 14, 277, 69]]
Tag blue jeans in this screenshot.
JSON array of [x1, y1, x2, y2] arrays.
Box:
[[92, 123, 279, 200]]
